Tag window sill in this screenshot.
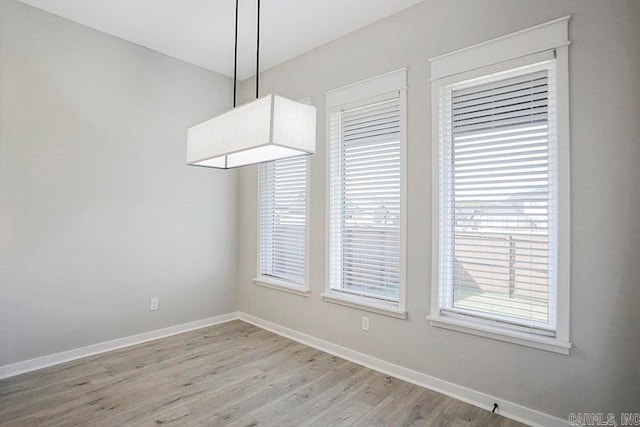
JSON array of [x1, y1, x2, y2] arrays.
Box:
[[426, 314, 571, 355], [253, 277, 311, 297], [321, 291, 407, 319]]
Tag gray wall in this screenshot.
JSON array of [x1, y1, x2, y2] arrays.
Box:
[[237, 0, 640, 419], [0, 0, 237, 365]]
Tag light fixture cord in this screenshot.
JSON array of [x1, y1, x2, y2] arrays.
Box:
[[233, 0, 239, 108], [232, 0, 260, 106], [256, 0, 261, 99]]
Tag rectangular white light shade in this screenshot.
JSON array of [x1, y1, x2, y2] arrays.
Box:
[[187, 94, 316, 169]]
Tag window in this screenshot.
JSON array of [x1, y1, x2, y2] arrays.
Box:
[[324, 69, 407, 318], [255, 155, 309, 296], [429, 17, 571, 353]]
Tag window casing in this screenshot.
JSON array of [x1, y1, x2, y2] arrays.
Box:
[[324, 69, 407, 318], [429, 17, 571, 354], [255, 155, 309, 295]]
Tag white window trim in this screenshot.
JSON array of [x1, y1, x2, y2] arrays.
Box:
[[428, 17, 572, 354], [254, 98, 312, 298], [320, 291, 407, 319], [429, 15, 571, 81], [323, 68, 408, 319], [427, 315, 571, 354], [253, 276, 311, 297]]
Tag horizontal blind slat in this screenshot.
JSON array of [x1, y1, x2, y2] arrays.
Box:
[[329, 96, 402, 303], [259, 156, 307, 284], [439, 65, 557, 331]]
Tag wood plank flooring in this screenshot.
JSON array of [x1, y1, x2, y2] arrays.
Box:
[[0, 320, 526, 426]]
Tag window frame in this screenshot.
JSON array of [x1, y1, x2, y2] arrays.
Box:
[[254, 147, 311, 298], [322, 69, 408, 319], [428, 17, 572, 354]]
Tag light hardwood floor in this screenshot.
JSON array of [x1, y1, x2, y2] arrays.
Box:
[[0, 320, 526, 426]]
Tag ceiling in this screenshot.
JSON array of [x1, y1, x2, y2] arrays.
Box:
[[16, 0, 423, 80]]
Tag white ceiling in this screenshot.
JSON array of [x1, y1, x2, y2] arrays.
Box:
[[16, 0, 423, 80]]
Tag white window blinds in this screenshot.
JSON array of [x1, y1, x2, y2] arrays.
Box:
[[437, 62, 558, 334], [329, 95, 401, 302], [259, 156, 307, 285]]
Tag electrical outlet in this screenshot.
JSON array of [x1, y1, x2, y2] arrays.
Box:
[[361, 316, 370, 332], [150, 298, 159, 311]]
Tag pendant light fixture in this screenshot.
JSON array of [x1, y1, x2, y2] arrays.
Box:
[[186, 0, 316, 169]]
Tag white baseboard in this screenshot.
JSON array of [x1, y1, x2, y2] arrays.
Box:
[[0, 310, 567, 426], [0, 312, 239, 380], [238, 312, 568, 427]]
